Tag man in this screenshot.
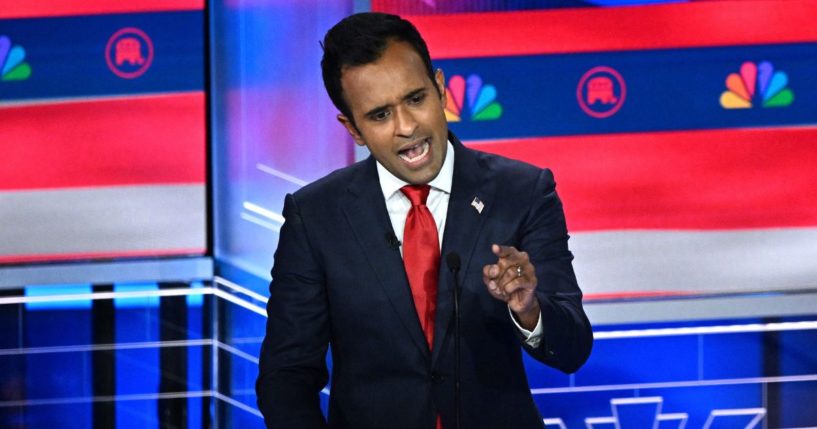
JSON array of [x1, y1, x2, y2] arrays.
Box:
[[256, 12, 592, 429]]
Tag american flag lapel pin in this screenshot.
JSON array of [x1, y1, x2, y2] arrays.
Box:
[[471, 197, 484, 214]]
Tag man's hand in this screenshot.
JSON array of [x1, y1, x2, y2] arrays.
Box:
[[482, 244, 540, 330]]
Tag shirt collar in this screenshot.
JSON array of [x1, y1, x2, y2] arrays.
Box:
[[376, 140, 454, 200]]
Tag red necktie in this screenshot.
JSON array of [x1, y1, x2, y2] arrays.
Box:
[[400, 185, 440, 349], [401, 185, 443, 429]]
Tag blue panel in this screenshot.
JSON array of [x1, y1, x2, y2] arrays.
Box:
[[435, 43, 817, 140], [574, 335, 699, 385], [115, 287, 159, 428], [524, 352, 572, 389], [21, 403, 92, 429], [701, 332, 763, 379], [779, 330, 817, 376], [0, 11, 204, 101], [778, 380, 817, 427]]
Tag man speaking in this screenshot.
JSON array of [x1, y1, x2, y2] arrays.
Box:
[[256, 12, 593, 429]]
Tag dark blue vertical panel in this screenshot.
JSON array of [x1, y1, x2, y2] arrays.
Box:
[[114, 283, 160, 428], [24, 303, 93, 428]]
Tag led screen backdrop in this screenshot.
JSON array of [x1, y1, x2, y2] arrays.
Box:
[[373, 0, 817, 298], [0, 1, 206, 264]]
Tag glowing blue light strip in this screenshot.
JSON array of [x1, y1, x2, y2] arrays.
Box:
[[6, 283, 817, 339], [0, 286, 268, 317]]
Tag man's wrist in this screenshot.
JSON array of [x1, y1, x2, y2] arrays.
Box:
[[514, 299, 541, 331]]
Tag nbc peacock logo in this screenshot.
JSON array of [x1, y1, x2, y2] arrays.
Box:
[[444, 74, 502, 122], [720, 61, 793, 109], [0, 35, 32, 81]]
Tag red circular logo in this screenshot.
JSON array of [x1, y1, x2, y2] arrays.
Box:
[[577, 66, 626, 119], [105, 27, 154, 79]]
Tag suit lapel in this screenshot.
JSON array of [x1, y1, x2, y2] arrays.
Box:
[[341, 157, 430, 357], [432, 135, 496, 366]]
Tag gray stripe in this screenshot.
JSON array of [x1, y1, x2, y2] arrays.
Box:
[[570, 229, 817, 295], [0, 185, 205, 259]]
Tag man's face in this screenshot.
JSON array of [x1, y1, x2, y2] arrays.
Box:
[[338, 41, 448, 185]]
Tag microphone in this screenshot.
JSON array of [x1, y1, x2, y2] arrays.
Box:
[[445, 252, 462, 429], [385, 232, 401, 250]]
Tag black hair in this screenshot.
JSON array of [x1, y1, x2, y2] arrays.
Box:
[[321, 12, 437, 126]]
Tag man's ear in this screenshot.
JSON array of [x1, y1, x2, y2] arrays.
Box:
[[337, 114, 366, 147], [435, 69, 446, 105]]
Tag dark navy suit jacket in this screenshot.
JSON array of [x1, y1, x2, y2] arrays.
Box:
[[256, 133, 592, 429]]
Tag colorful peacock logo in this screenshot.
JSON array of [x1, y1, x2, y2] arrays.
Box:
[[720, 61, 793, 109], [0, 35, 32, 81], [444, 74, 502, 122]]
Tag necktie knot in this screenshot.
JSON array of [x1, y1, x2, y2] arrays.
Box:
[[400, 184, 431, 206]]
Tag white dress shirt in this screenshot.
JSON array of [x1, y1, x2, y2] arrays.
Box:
[[375, 141, 543, 346]]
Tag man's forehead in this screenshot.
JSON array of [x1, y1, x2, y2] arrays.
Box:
[[340, 43, 432, 110]]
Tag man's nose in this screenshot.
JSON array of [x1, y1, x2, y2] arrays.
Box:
[[393, 107, 418, 137]]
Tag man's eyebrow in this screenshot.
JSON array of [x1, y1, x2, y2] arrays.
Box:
[[363, 87, 427, 118], [402, 88, 426, 101]]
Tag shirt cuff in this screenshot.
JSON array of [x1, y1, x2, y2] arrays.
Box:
[[508, 306, 544, 348]]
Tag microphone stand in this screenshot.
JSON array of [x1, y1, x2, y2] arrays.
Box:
[[446, 253, 462, 429]]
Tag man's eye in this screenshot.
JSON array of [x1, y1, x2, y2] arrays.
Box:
[[372, 111, 390, 121], [409, 94, 425, 104]]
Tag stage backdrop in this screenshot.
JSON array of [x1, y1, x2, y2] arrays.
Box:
[[0, 0, 207, 264], [370, 0, 817, 299]]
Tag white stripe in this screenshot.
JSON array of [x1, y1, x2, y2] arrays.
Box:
[[213, 288, 267, 317], [703, 408, 765, 429], [594, 320, 817, 339], [542, 418, 567, 429], [571, 229, 817, 295], [213, 392, 264, 418], [215, 340, 259, 365], [240, 212, 282, 232], [611, 397, 662, 405], [215, 275, 269, 303], [0, 184, 205, 258], [242, 201, 285, 224], [256, 163, 309, 187]]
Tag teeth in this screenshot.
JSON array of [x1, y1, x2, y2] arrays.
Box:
[[399, 141, 429, 163]]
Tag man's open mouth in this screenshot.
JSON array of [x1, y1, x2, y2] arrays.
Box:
[[398, 138, 430, 164]]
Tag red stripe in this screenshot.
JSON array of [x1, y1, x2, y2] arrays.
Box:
[[0, 92, 206, 191], [466, 127, 817, 231], [0, 0, 203, 19], [0, 248, 206, 265], [407, 1, 817, 59]]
